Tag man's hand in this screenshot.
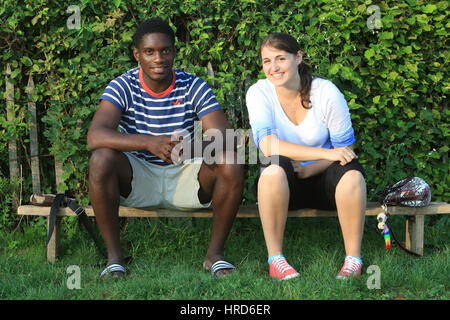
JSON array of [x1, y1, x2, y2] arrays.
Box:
[[147, 134, 182, 164]]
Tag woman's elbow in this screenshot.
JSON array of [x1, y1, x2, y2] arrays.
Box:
[[259, 145, 272, 158], [258, 135, 278, 157]]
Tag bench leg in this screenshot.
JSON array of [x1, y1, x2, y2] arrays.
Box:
[[47, 216, 61, 263], [405, 215, 424, 256]]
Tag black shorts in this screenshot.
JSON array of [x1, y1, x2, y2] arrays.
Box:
[[258, 155, 365, 210]]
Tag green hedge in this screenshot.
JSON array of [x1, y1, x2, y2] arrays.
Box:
[[0, 0, 448, 215]]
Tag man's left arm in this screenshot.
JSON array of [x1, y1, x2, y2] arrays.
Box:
[[200, 109, 232, 134], [200, 110, 238, 164]]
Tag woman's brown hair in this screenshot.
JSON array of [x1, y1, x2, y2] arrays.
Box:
[[260, 33, 313, 109]]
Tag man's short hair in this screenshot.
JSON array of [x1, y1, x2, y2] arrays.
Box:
[[133, 17, 175, 49]]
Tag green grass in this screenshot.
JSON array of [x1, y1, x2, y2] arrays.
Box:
[[0, 215, 448, 300]]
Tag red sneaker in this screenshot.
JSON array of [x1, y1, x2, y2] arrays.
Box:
[[269, 256, 300, 281], [336, 256, 362, 279]]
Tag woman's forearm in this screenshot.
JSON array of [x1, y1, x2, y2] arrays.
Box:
[[259, 134, 331, 161], [293, 159, 333, 179], [259, 134, 357, 165]]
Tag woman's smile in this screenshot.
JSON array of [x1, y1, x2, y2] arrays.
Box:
[[261, 45, 302, 89]]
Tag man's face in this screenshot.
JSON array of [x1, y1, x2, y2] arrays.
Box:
[[134, 32, 176, 83]]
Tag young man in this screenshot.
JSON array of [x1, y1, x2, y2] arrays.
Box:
[[87, 18, 244, 279]]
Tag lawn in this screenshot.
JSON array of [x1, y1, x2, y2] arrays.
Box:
[[0, 214, 448, 301]]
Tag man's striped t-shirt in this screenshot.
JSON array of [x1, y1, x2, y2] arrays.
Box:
[[99, 67, 221, 166]]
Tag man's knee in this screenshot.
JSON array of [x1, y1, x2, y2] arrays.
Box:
[[89, 148, 121, 178], [216, 151, 244, 185]]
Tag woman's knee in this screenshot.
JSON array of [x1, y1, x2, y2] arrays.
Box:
[[337, 170, 366, 193], [259, 164, 289, 188], [262, 154, 292, 169], [259, 155, 292, 183]]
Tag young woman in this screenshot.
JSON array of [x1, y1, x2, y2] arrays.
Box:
[[246, 33, 366, 281]]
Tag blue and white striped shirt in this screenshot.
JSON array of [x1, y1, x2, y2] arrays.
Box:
[[100, 67, 221, 166]]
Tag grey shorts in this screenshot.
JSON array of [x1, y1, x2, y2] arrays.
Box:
[[120, 152, 211, 211]]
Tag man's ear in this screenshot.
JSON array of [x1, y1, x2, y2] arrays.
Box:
[[133, 47, 140, 64]]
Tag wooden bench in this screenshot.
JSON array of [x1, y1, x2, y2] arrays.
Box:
[[17, 202, 450, 263], [13, 67, 449, 263]]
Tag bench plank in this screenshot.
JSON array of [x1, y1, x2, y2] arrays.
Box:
[[17, 201, 449, 262], [17, 202, 450, 218]]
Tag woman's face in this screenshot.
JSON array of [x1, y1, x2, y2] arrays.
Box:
[[260, 45, 302, 89]]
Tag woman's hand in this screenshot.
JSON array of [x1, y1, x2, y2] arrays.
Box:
[[292, 146, 356, 180], [292, 161, 305, 179], [292, 159, 334, 179], [327, 146, 358, 166]]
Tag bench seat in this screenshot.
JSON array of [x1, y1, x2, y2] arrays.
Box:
[[17, 202, 450, 262]]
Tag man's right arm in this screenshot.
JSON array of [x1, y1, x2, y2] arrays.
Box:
[[87, 100, 179, 163]]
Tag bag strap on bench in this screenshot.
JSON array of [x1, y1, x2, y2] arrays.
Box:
[[66, 197, 106, 258], [381, 206, 421, 258], [46, 194, 65, 248], [44, 193, 106, 259]]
